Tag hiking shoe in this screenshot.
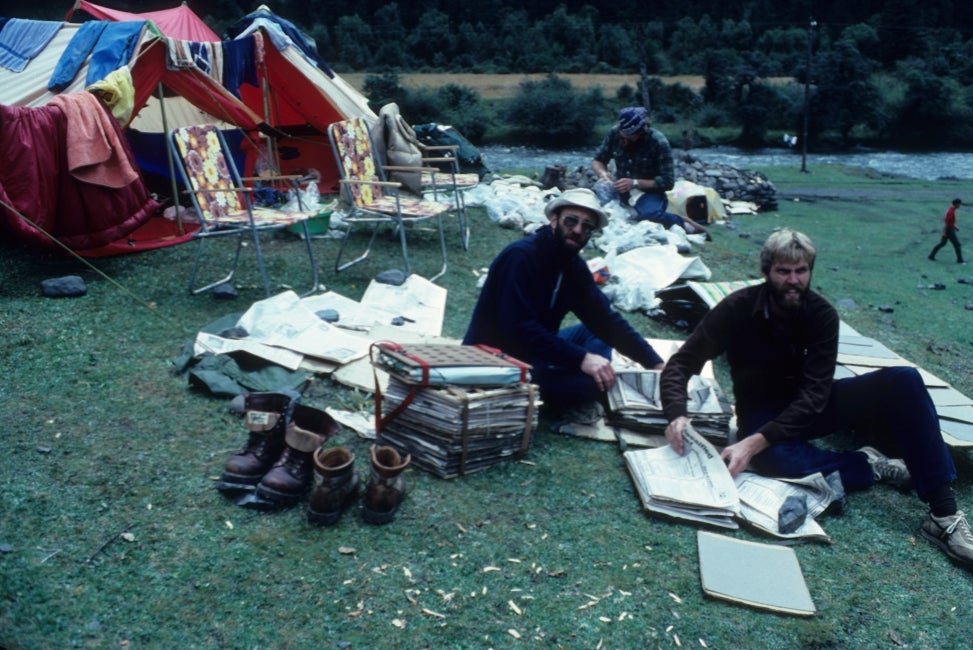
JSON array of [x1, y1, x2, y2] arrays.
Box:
[[858, 446, 912, 489], [921, 510, 973, 568]]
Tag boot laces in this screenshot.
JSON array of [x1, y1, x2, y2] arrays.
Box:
[[279, 449, 308, 475], [248, 436, 275, 456], [945, 511, 973, 543]]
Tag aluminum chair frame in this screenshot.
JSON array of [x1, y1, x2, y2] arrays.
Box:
[[328, 117, 449, 282], [168, 124, 319, 297]]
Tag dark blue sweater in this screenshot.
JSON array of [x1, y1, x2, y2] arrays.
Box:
[[462, 225, 663, 370]]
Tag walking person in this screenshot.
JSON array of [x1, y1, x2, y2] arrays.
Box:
[[928, 198, 964, 263]]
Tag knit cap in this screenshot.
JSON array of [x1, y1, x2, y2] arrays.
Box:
[[618, 106, 648, 136]]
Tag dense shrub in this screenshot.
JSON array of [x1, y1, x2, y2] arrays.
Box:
[[694, 104, 731, 128], [361, 75, 490, 144], [735, 80, 785, 147], [430, 84, 489, 143], [503, 74, 603, 146], [397, 88, 445, 125], [362, 72, 405, 108]]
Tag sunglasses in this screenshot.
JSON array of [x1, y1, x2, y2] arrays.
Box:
[[560, 214, 598, 236]]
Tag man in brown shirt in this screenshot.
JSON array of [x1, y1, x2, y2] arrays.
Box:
[[661, 228, 973, 569]]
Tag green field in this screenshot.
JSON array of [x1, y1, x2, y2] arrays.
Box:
[[2, 163, 972, 649]]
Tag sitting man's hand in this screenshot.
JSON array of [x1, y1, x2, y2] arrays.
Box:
[[665, 415, 690, 455], [580, 352, 616, 393], [719, 433, 769, 477]]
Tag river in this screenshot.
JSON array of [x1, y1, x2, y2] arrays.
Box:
[[478, 145, 973, 181]]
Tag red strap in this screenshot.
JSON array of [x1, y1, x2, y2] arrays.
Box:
[[371, 340, 424, 433], [373, 340, 432, 385]]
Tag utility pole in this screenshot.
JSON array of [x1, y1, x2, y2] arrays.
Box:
[[640, 61, 652, 114], [637, 23, 651, 116], [801, 17, 817, 173]]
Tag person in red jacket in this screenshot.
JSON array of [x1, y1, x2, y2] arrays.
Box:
[[928, 198, 964, 263]]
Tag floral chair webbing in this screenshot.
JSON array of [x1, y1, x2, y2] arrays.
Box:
[[172, 125, 305, 226], [172, 125, 247, 223], [331, 117, 449, 219]]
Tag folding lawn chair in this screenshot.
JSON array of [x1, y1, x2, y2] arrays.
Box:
[[414, 148, 479, 250], [168, 124, 320, 297], [372, 103, 480, 250], [328, 116, 450, 282]]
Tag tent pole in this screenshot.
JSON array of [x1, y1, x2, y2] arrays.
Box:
[[64, 0, 81, 22], [261, 77, 277, 173], [158, 83, 184, 235]]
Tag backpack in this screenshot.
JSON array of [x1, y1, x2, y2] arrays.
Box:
[[371, 102, 425, 195], [412, 123, 490, 178]]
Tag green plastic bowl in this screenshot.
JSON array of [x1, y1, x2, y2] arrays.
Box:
[[287, 210, 332, 236]]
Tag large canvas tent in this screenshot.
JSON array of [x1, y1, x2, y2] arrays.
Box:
[[0, 3, 376, 253], [66, 0, 221, 41]]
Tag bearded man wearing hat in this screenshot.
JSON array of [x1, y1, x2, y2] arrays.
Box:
[[463, 187, 664, 418], [592, 107, 708, 237]]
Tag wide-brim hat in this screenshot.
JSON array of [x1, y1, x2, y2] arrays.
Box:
[[544, 187, 609, 230]]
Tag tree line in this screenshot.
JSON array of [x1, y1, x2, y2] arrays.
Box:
[[11, 0, 973, 148]]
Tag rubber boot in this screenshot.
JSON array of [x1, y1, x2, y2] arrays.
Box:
[[216, 391, 298, 495], [254, 404, 339, 507], [307, 447, 360, 526], [362, 445, 411, 525]]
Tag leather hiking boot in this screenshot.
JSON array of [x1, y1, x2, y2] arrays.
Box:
[[307, 446, 360, 527], [217, 391, 298, 495], [254, 404, 339, 507], [362, 445, 411, 525]]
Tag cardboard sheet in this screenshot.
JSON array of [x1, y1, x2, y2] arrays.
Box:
[[697, 530, 815, 616]]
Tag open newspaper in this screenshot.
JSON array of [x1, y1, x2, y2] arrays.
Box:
[[624, 425, 837, 542]]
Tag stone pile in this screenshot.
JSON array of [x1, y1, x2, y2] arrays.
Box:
[[673, 150, 778, 212], [561, 149, 778, 212]]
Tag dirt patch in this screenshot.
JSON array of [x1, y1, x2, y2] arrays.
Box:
[[341, 73, 707, 99]]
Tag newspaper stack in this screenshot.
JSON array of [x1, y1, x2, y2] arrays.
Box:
[[372, 343, 539, 478], [606, 370, 732, 443], [624, 425, 836, 541], [624, 424, 740, 529]]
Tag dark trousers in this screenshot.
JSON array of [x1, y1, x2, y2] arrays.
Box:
[[738, 366, 956, 502], [530, 324, 610, 413], [929, 227, 963, 262]]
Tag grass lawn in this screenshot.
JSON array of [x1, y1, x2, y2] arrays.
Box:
[[2, 163, 973, 649]]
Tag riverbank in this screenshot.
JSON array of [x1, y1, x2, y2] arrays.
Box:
[[479, 144, 973, 181]]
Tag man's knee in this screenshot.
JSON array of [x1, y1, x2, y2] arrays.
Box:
[[879, 366, 925, 392]]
